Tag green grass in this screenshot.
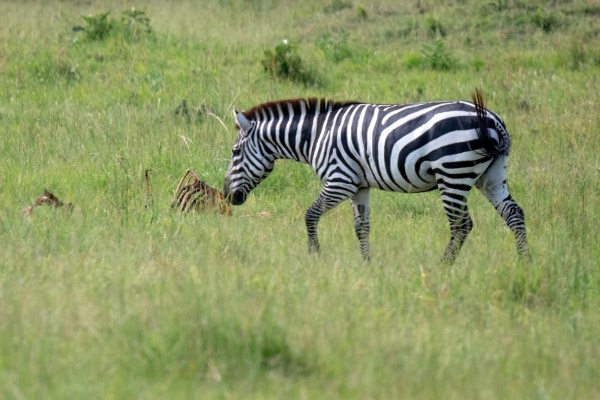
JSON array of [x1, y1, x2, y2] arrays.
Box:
[[1, 0, 599, 398]]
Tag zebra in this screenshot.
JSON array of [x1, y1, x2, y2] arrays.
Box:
[[223, 90, 531, 263]]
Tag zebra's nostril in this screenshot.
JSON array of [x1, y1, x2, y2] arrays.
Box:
[[231, 190, 246, 205]]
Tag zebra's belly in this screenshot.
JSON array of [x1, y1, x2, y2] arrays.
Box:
[[360, 157, 437, 193], [365, 173, 437, 192]]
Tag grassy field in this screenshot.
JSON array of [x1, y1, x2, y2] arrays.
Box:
[[1, 0, 599, 398]]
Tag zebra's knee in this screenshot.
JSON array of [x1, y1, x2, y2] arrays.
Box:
[[305, 208, 317, 226], [454, 216, 472, 240], [449, 210, 472, 237], [498, 199, 526, 230], [354, 220, 370, 239], [512, 203, 525, 221]]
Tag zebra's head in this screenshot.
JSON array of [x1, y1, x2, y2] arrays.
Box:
[[223, 109, 275, 205]]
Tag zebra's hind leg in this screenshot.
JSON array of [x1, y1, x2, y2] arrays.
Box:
[[351, 188, 371, 261], [440, 191, 474, 265], [305, 183, 357, 255], [476, 156, 531, 260]]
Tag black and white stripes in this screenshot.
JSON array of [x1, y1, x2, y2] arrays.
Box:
[[223, 92, 530, 263]]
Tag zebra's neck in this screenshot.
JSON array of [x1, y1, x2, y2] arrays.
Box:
[[243, 98, 361, 165]]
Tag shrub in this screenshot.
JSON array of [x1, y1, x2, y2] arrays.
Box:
[[73, 8, 152, 42], [356, 6, 367, 19], [79, 12, 113, 41], [402, 42, 458, 72], [421, 39, 455, 71], [531, 8, 560, 33], [425, 14, 446, 38], [316, 29, 353, 63], [261, 40, 312, 84], [121, 8, 152, 40], [472, 57, 485, 71]]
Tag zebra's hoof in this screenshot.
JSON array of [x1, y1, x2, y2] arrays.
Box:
[[308, 241, 320, 254]]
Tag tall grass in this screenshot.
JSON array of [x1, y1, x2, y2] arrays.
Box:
[[0, 0, 599, 398]]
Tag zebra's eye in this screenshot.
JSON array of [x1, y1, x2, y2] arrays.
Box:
[[232, 148, 241, 156]]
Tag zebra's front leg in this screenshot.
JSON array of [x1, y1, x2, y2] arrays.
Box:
[[351, 188, 371, 261], [305, 184, 356, 255], [440, 189, 473, 265]]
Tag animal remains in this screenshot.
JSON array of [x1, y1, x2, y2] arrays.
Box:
[[22, 189, 73, 216], [172, 169, 232, 216]]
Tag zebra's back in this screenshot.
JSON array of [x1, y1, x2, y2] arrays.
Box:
[[314, 101, 508, 193]]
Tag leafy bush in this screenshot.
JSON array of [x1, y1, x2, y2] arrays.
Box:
[[79, 12, 113, 41], [73, 8, 152, 42], [472, 57, 485, 71], [356, 6, 368, 19], [425, 14, 446, 38], [421, 39, 455, 70], [121, 8, 152, 40], [316, 29, 353, 63], [531, 8, 560, 32], [261, 40, 312, 84]]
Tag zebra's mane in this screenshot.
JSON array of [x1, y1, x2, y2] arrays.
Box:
[[241, 98, 362, 121]]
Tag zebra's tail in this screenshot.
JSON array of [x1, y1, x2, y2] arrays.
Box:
[[471, 88, 510, 158]]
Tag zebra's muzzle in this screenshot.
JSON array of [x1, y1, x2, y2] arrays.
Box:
[[230, 190, 247, 205], [223, 177, 248, 205]]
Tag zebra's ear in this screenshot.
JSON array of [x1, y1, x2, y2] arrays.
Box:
[[233, 109, 252, 133]]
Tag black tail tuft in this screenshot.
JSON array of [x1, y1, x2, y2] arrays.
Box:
[[472, 88, 504, 158]]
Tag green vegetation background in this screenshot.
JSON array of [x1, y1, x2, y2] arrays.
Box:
[[0, 0, 599, 398]]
